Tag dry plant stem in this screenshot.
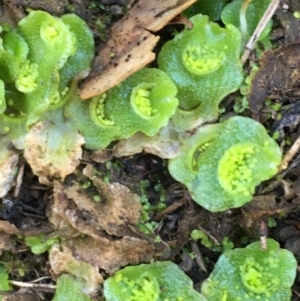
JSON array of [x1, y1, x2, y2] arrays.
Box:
[[278, 135, 300, 172], [9, 280, 56, 290], [259, 219, 267, 251], [152, 198, 185, 221], [190, 241, 208, 273], [197, 225, 221, 246], [30, 276, 52, 283], [293, 289, 300, 298], [13, 163, 24, 198], [241, 0, 280, 64]]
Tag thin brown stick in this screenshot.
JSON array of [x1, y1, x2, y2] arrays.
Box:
[[30, 276, 52, 283], [9, 280, 56, 290], [197, 225, 221, 246], [278, 135, 300, 172], [241, 0, 280, 64], [152, 198, 185, 221], [259, 220, 268, 250], [191, 241, 208, 273], [13, 164, 24, 198]]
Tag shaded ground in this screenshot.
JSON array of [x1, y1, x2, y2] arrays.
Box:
[[1, 0, 300, 300]]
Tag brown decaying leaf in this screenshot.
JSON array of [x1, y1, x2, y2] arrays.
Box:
[[0, 146, 19, 198], [0, 232, 16, 255], [0, 220, 20, 235], [49, 244, 103, 294], [24, 121, 84, 185], [0, 137, 19, 198], [240, 194, 300, 229], [49, 165, 163, 273], [249, 43, 300, 118], [12, 0, 67, 15], [79, 0, 197, 99], [277, 7, 300, 45], [0, 212, 18, 257], [2, 289, 40, 301], [112, 127, 182, 159]]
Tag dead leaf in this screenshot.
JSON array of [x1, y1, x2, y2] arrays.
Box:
[[13, 0, 67, 15], [272, 102, 300, 139], [65, 235, 156, 274], [248, 43, 300, 118], [128, 0, 197, 32], [48, 167, 165, 273], [79, 0, 197, 99], [2, 289, 40, 301], [277, 8, 300, 45], [240, 194, 300, 229], [0, 139, 19, 198], [24, 119, 84, 185], [49, 244, 103, 294], [113, 127, 181, 159], [0, 220, 20, 235], [0, 232, 16, 255], [91, 149, 113, 163]]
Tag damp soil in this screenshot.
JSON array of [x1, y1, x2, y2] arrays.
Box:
[[1, 0, 300, 300]]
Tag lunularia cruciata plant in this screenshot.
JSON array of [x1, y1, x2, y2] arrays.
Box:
[[65, 68, 178, 150], [0, 10, 94, 134], [158, 14, 243, 130], [103, 261, 207, 301], [168, 116, 282, 212], [201, 239, 297, 301]]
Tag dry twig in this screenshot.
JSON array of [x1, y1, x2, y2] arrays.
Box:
[[9, 280, 55, 290], [278, 135, 300, 172], [241, 0, 280, 64], [191, 241, 208, 273]]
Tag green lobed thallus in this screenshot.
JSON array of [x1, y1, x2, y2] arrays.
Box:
[[103, 261, 207, 301], [201, 239, 297, 301], [169, 116, 282, 212], [158, 14, 243, 130], [0, 10, 94, 135], [65, 68, 178, 150]]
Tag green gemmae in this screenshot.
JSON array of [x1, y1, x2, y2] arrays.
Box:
[[182, 43, 225, 76]]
